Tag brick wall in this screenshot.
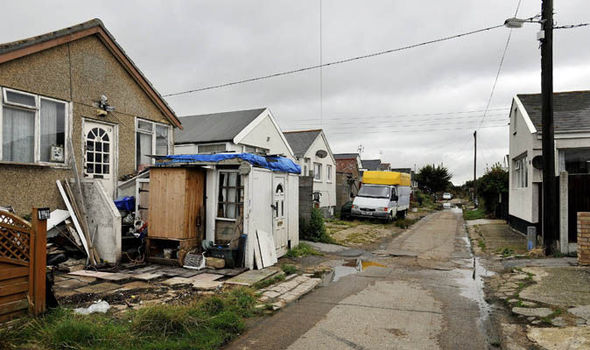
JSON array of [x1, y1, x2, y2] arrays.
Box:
[[578, 212, 590, 265], [299, 176, 313, 222]]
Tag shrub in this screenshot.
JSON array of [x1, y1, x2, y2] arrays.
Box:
[[286, 242, 322, 258], [281, 263, 297, 275], [300, 208, 334, 243]]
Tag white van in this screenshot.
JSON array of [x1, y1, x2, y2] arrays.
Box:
[[351, 171, 411, 222]]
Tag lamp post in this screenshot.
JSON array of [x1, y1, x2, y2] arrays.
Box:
[[505, 0, 557, 254]]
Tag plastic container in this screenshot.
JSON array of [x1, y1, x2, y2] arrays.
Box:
[[114, 196, 135, 211]]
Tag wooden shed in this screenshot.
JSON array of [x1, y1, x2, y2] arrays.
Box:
[[147, 167, 205, 265], [149, 153, 301, 269]]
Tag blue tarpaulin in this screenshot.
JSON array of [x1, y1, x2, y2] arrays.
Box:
[[155, 153, 301, 174]]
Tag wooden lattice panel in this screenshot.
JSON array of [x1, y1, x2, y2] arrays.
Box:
[[0, 211, 31, 264]]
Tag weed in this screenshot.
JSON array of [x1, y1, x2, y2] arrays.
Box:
[[286, 242, 322, 258], [281, 264, 297, 275], [253, 273, 286, 290], [478, 238, 486, 251], [463, 207, 487, 220], [394, 218, 417, 229], [499, 247, 515, 257]]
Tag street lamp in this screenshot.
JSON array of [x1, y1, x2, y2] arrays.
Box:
[[505, 0, 557, 255]]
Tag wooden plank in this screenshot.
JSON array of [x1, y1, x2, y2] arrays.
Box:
[[0, 265, 28, 280], [0, 299, 29, 315], [0, 257, 27, 267], [0, 278, 28, 297], [253, 231, 263, 270], [31, 208, 47, 315], [256, 230, 277, 268], [56, 180, 90, 259], [63, 181, 100, 263], [0, 309, 27, 323], [0, 291, 27, 305]]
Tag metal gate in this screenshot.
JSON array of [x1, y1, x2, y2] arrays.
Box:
[[0, 209, 46, 322], [568, 174, 590, 242]]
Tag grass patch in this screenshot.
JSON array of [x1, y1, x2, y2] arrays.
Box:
[[281, 264, 297, 275], [463, 207, 487, 220], [394, 218, 417, 229], [253, 273, 285, 290], [0, 288, 258, 350], [478, 238, 486, 251], [286, 242, 322, 258]]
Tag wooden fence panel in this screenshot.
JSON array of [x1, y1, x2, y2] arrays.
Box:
[[0, 209, 46, 322]]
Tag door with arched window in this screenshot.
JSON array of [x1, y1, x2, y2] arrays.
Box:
[[83, 121, 116, 198], [272, 175, 287, 252]]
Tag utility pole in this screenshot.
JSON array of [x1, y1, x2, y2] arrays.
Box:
[[541, 0, 557, 254], [473, 130, 477, 206]]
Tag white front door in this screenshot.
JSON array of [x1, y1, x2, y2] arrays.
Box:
[[83, 120, 116, 198], [272, 175, 288, 253]]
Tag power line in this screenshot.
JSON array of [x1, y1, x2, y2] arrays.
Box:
[[292, 116, 508, 130], [477, 0, 522, 130], [554, 22, 590, 30], [163, 23, 507, 97], [323, 123, 508, 135], [292, 112, 508, 125]]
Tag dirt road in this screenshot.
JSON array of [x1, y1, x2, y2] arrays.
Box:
[[226, 209, 494, 349]]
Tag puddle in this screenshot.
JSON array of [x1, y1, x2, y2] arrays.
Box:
[[321, 259, 386, 284], [454, 232, 496, 342]]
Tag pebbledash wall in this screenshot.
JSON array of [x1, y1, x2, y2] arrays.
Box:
[[0, 35, 174, 215]]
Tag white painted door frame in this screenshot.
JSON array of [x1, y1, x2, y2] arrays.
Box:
[[82, 118, 118, 199]]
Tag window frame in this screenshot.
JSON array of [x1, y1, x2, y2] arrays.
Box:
[[135, 117, 172, 170], [326, 164, 333, 182], [216, 170, 244, 221], [314, 162, 322, 182], [0, 87, 70, 166], [512, 155, 528, 188]]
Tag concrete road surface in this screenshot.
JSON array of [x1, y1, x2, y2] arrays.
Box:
[[226, 209, 494, 349]]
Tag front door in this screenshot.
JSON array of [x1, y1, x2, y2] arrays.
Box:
[[272, 175, 288, 252], [83, 121, 116, 198]]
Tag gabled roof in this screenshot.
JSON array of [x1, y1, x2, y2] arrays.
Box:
[[0, 19, 181, 128], [334, 153, 360, 160], [517, 91, 590, 133], [361, 159, 381, 170], [283, 129, 322, 158], [175, 108, 266, 144]]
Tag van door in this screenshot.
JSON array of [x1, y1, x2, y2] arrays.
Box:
[[389, 186, 398, 214]]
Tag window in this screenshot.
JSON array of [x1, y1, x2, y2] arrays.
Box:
[[85, 127, 110, 176], [303, 165, 307, 176], [314, 163, 322, 181], [217, 171, 243, 219], [1, 88, 67, 164], [199, 143, 226, 153], [135, 118, 171, 170], [513, 156, 528, 188], [327, 164, 333, 182], [563, 148, 590, 174]]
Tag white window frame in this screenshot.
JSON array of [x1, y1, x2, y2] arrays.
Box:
[[135, 117, 172, 170], [314, 162, 322, 182], [512, 155, 528, 188], [326, 164, 333, 183], [197, 143, 227, 153], [0, 87, 70, 166], [216, 170, 243, 221]]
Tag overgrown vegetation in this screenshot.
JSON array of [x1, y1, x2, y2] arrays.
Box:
[[394, 217, 417, 229], [281, 264, 297, 275], [0, 288, 257, 350], [299, 207, 335, 243], [253, 273, 286, 290], [463, 207, 487, 220], [285, 242, 322, 258]]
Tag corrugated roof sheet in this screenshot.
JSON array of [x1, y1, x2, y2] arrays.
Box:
[[283, 130, 322, 157], [361, 159, 381, 170], [518, 91, 590, 133], [175, 108, 266, 144]]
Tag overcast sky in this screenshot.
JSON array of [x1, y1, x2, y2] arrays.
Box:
[[2, 0, 589, 184]]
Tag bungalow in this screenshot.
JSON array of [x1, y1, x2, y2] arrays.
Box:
[[0, 19, 180, 262], [508, 90, 590, 254], [283, 129, 337, 216], [174, 108, 293, 158]]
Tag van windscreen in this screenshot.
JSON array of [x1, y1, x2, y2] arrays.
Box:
[[358, 185, 389, 198]]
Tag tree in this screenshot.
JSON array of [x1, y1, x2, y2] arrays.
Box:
[[478, 163, 508, 216], [416, 165, 452, 193]]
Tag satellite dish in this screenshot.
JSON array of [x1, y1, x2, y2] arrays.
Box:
[[532, 155, 543, 170], [316, 150, 328, 158]]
